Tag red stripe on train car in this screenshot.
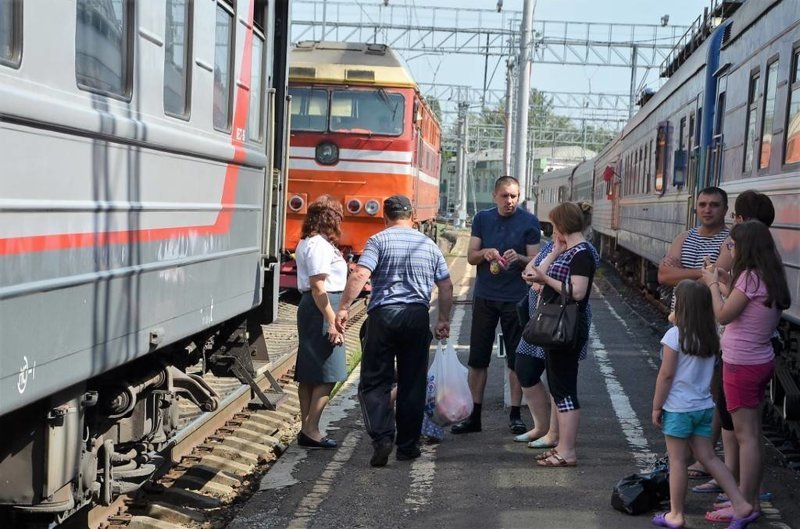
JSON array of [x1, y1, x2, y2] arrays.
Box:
[[0, 3, 256, 257]]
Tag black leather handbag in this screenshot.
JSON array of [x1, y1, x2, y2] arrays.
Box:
[[522, 281, 580, 350]]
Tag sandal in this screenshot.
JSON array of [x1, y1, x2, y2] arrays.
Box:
[[651, 512, 684, 529], [535, 449, 558, 461], [716, 491, 773, 503], [691, 479, 723, 493], [528, 438, 556, 449], [536, 452, 577, 467], [687, 467, 711, 479], [705, 506, 734, 523], [728, 510, 761, 529]]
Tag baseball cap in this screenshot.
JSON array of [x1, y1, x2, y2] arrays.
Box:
[[383, 195, 412, 214]]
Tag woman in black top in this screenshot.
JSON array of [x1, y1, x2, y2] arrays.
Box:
[[523, 202, 596, 467]]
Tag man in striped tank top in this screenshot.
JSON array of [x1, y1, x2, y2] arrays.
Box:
[[658, 186, 729, 290], [657, 186, 729, 483]]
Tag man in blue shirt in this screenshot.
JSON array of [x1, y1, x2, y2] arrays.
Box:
[[451, 176, 541, 435], [336, 195, 453, 467]]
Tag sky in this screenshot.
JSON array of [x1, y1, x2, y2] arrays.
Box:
[[291, 1, 713, 125]]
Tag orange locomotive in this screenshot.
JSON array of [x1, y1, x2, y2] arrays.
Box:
[[281, 41, 441, 288]]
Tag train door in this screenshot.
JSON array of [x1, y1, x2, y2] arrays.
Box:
[[255, 0, 290, 326], [711, 72, 728, 186], [412, 98, 422, 212], [611, 160, 621, 230]]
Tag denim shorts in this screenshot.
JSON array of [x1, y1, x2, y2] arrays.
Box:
[[661, 408, 714, 439]]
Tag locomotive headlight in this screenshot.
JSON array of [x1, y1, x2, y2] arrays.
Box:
[[346, 199, 362, 214], [289, 195, 305, 212], [364, 199, 380, 216], [315, 141, 339, 165]]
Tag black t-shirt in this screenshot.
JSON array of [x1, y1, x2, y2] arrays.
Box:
[[541, 243, 596, 312]]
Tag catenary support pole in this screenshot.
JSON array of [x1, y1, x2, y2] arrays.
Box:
[[503, 58, 514, 176], [513, 0, 536, 204]]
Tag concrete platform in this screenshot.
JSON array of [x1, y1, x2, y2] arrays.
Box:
[[228, 259, 800, 529]]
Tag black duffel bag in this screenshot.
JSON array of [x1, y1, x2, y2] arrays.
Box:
[[610, 467, 669, 515]]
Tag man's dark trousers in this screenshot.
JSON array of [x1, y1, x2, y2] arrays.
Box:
[[359, 303, 432, 454]]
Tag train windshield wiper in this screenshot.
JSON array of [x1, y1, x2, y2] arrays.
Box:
[[377, 88, 399, 120]]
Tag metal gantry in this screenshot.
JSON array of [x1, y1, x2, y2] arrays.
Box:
[[420, 83, 631, 126], [291, 1, 688, 67]]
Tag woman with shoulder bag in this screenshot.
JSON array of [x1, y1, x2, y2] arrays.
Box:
[[513, 202, 599, 450], [522, 202, 597, 467]]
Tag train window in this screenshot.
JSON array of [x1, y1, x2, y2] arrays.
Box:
[[743, 71, 759, 172], [784, 49, 800, 165], [715, 92, 726, 135], [213, 1, 234, 132], [0, 0, 21, 67], [75, 0, 133, 98], [647, 139, 653, 191], [289, 87, 328, 131], [654, 122, 668, 193], [759, 59, 779, 170], [330, 89, 404, 136], [164, 0, 192, 118], [248, 32, 265, 141], [712, 92, 726, 184]]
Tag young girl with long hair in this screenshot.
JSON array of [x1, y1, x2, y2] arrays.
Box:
[[701, 220, 791, 523], [651, 280, 756, 529]]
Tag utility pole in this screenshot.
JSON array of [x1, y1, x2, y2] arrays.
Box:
[[503, 58, 514, 176], [321, 0, 327, 40], [513, 0, 536, 203], [629, 44, 638, 118], [456, 101, 469, 228]]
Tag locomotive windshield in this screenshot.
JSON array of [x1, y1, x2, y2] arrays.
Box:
[[289, 87, 405, 136], [289, 88, 329, 132]]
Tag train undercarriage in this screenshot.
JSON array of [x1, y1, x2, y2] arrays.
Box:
[[0, 320, 266, 528]]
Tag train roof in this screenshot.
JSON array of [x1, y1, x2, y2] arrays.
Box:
[[289, 41, 417, 89]]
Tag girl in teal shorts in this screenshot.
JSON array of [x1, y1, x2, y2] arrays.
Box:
[[650, 280, 758, 529]]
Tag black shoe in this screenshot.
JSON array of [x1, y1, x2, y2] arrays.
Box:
[[509, 418, 527, 435], [370, 439, 394, 467], [298, 431, 337, 449], [396, 446, 422, 461], [451, 418, 481, 434]]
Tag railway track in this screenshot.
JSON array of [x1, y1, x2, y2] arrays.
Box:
[[62, 299, 368, 529]]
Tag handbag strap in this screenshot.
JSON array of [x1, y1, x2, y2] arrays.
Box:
[[558, 281, 574, 306]]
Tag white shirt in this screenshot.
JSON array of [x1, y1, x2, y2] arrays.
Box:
[[296, 235, 348, 292], [661, 326, 715, 413]]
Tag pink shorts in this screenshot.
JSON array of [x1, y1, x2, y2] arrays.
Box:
[[723, 361, 774, 412]]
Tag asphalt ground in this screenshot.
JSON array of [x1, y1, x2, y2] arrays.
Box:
[[228, 247, 800, 529]]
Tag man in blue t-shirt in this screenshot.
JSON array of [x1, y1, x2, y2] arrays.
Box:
[[451, 176, 541, 435]]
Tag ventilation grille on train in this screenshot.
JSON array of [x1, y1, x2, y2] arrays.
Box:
[[289, 67, 316, 79], [345, 69, 375, 82], [721, 23, 733, 46]]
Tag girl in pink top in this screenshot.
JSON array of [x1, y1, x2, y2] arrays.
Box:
[[702, 220, 791, 525]]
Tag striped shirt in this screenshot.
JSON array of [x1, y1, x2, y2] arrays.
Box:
[[358, 227, 450, 312], [680, 227, 729, 270], [669, 226, 730, 311]]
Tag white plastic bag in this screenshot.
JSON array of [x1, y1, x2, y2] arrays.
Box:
[[428, 341, 473, 426]]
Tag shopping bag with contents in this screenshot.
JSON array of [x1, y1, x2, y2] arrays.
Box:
[[428, 340, 473, 426]]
